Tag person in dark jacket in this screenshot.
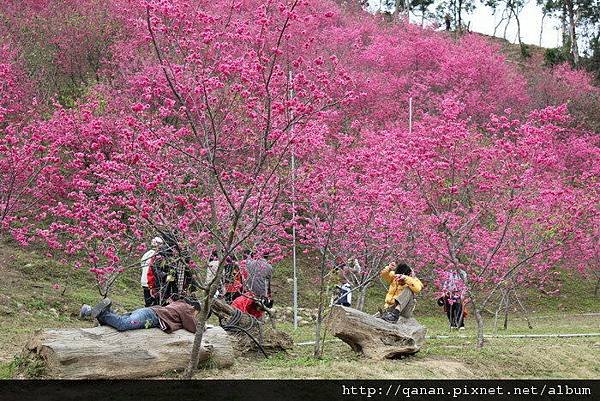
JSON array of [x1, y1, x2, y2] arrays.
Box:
[[79, 296, 200, 333]]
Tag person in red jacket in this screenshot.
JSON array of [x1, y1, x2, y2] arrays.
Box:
[[231, 251, 274, 319]]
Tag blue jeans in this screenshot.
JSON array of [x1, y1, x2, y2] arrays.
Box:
[[97, 307, 159, 331]]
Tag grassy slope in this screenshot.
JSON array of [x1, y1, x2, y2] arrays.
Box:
[[1, 239, 599, 379]]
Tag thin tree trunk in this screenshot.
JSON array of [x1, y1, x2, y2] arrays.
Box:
[[565, 0, 579, 66], [457, 0, 463, 32], [183, 283, 213, 378], [503, 290, 510, 330], [357, 285, 369, 311], [493, 8, 508, 37], [184, 238, 237, 377], [313, 256, 328, 358], [473, 305, 485, 348], [509, 1, 526, 57], [561, 3, 569, 48], [513, 290, 533, 329], [493, 291, 505, 335], [540, 9, 546, 47], [503, 13, 513, 40]]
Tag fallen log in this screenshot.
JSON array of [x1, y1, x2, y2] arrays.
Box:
[[326, 305, 426, 359], [22, 325, 234, 378], [211, 298, 293, 356]]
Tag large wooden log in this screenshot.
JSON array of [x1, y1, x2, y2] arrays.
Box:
[[22, 325, 234, 378], [327, 305, 426, 359], [211, 298, 293, 355]]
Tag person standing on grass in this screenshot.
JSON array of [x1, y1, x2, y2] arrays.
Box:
[[206, 250, 220, 288], [438, 269, 467, 329], [328, 263, 353, 307], [231, 251, 273, 319], [223, 255, 243, 303], [140, 236, 163, 307], [379, 261, 423, 323]]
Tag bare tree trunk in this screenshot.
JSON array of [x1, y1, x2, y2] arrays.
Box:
[[493, 291, 506, 335], [540, 9, 546, 47], [561, 3, 570, 48], [313, 255, 328, 358], [327, 305, 426, 358], [474, 305, 485, 348], [184, 238, 237, 378], [493, 8, 509, 37], [513, 290, 533, 329], [457, 0, 463, 33], [23, 326, 234, 378], [183, 286, 213, 378], [508, 0, 526, 57], [357, 284, 369, 311], [565, 0, 579, 66], [503, 13, 513, 40], [503, 290, 510, 330]]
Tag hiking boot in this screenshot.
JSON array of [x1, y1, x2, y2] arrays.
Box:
[[79, 304, 92, 319], [91, 298, 112, 319], [380, 308, 400, 324]]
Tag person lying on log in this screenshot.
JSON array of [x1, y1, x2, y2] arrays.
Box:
[[79, 295, 201, 333], [378, 261, 423, 323]]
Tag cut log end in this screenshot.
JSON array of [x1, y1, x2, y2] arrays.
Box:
[[326, 305, 426, 359], [211, 298, 294, 356]]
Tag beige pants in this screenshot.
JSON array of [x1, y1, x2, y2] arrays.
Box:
[[393, 287, 416, 318]]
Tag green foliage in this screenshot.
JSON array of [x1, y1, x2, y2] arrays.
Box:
[[0, 362, 13, 379], [10, 354, 47, 378], [544, 47, 569, 67], [585, 35, 600, 82], [25, 298, 46, 311], [519, 43, 531, 59]]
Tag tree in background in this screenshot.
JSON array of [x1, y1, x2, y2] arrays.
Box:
[[398, 102, 597, 347], [486, 0, 529, 57], [0, 0, 124, 108], [538, 0, 600, 67]]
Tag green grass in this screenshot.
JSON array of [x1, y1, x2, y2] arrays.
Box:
[[0, 362, 13, 379], [194, 334, 599, 379], [0, 239, 142, 363]]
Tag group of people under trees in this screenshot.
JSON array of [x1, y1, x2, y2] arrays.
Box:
[[80, 232, 203, 334], [205, 249, 274, 319], [80, 234, 274, 335], [80, 233, 465, 335]]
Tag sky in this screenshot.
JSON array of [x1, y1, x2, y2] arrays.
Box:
[[469, 1, 562, 48], [367, 1, 564, 49]]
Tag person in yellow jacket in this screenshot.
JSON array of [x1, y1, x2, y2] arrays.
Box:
[[379, 261, 423, 323]]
